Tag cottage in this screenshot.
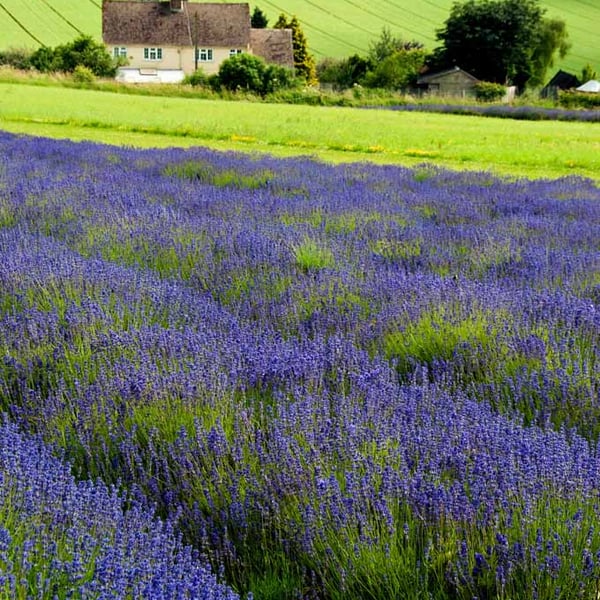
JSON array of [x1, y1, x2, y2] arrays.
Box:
[[417, 66, 479, 97], [102, 0, 293, 83]]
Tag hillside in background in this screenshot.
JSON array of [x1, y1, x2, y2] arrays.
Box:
[[0, 0, 598, 80]]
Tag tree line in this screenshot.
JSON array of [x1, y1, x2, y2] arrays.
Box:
[[1, 0, 595, 97], [318, 0, 577, 93]]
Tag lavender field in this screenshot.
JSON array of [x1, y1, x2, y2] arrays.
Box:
[[0, 130, 599, 599]]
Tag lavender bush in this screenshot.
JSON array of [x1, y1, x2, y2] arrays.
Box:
[[0, 131, 599, 598], [0, 419, 238, 599]]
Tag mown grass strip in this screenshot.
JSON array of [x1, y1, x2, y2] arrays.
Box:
[[1, 82, 599, 181]]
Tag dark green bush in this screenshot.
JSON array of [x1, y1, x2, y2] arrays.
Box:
[[317, 54, 372, 90], [29, 35, 117, 77], [474, 81, 507, 102], [362, 49, 427, 90], [216, 53, 298, 96], [0, 47, 33, 70], [29, 46, 57, 73]]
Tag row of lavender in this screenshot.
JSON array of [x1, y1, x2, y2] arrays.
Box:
[[376, 103, 600, 122], [0, 131, 599, 598]]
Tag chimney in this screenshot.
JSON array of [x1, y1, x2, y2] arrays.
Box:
[[170, 0, 183, 11]]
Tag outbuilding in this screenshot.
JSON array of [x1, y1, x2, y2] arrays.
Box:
[[416, 66, 479, 97], [576, 80, 600, 93]]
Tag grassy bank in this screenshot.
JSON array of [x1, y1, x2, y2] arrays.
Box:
[[1, 82, 599, 180]]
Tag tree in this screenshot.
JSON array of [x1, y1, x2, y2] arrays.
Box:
[[29, 35, 118, 77], [581, 64, 598, 83], [317, 54, 372, 89], [274, 14, 317, 85], [362, 48, 427, 90], [29, 46, 57, 72], [216, 53, 297, 96], [529, 18, 570, 87], [0, 47, 33, 70], [250, 6, 268, 28], [54, 35, 117, 77], [368, 27, 424, 64], [431, 0, 569, 90]]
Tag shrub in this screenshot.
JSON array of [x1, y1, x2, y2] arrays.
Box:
[[362, 49, 427, 90], [0, 47, 33, 70], [29, 35, 117, 77], [317, 54, 372, 90], [72, 64, 95, 83], [217, 53, 297, 96], [28, 46, 57, 73], [559, 90, 600, 109], [262, 63, 298, 94], [183, 69, 209, 87], [474, 81, 507, 102]]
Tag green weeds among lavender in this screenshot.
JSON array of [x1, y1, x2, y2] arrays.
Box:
[[0, 132, 599, 598]]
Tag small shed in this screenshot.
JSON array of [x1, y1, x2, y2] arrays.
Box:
[[541, 70, 579, 99], [417, 66, 479, 97]]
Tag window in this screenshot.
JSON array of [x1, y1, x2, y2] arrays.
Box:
[[143, 47, 163, 61], [196, 48, 213, 62], [229, 49, 243, 57], [113, 47, 127, 58]]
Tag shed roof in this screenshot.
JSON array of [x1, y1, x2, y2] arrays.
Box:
[[544, 69, 579, 90], [102, 1, 251, 47], [576, 80, 600, 93], [250, 29, 294, 69], [417, 66, 479, 85]]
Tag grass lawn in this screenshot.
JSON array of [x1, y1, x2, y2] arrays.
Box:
[[1, 82, 599, 181]]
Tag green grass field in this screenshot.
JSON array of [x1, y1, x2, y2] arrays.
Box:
[[1, 82, 599, 181], [0, 0, 598, 76]]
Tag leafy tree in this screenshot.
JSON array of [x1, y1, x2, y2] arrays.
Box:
[[529, 18, 570, 87], [431, 0, 569, 90], [580, 64, 597, 84], [363, 48, 427, 90], [55, 35, 117, 77], [274, 14, 317, 85], [317, 54, 372, 89], [29, 46, 57, 72], [250, 6, 268, 28], [218, 53, 264, 92], [368, 27, 424, 64], [29, 35, 118, 77], [216, 52, 297, 96], [0, 47, 33, 70]]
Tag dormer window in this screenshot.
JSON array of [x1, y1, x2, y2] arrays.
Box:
[[144, 47, 163, 61]]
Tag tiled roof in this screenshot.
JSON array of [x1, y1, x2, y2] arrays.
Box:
[[250, 29, 294, 70], [103, 1, 251, 47]]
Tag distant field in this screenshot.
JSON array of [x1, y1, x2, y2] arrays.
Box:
[[1, 82, 599, 181], [0, 0, 598, 76]]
